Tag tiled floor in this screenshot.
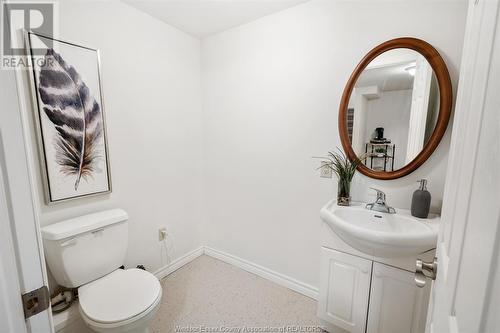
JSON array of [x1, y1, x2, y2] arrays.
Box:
[[150, 255, 322, 333]]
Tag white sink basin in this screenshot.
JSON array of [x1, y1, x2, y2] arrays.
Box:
[[320, 201, 439, 258]]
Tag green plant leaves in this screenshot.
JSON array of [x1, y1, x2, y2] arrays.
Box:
[[318, 147, 364, 182]]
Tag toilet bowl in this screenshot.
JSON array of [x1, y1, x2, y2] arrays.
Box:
[[41, 209, 162, 333], [79, 269, 162, 333]]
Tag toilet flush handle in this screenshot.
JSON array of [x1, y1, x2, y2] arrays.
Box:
[[60, 238, 77, 247]]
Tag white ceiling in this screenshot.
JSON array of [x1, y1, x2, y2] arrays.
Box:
[[357, 63, 416, 92], [122, 0, 310, 39], [357, 49, 419, 91]]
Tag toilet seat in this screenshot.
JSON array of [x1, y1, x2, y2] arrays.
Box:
[[78, 268, 162, 325]]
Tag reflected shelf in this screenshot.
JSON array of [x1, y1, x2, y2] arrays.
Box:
[[365, 142, 395, 172]]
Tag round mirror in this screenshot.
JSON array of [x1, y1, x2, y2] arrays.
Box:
[[339, 38, 452, 179]]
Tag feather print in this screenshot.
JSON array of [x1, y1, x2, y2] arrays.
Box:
[[38, 49, 103, 190]]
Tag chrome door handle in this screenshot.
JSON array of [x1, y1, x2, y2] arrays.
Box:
[[415, 257, 437, 288]]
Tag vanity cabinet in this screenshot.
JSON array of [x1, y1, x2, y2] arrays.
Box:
[[366, 262, 430, 333], [318, 247, 372, 333], [318, 247, 430, 333]]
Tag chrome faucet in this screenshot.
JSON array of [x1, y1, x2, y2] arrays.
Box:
[[366, 188, 396, 214]]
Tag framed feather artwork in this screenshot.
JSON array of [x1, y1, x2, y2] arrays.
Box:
[[26, 32, 112, 204]]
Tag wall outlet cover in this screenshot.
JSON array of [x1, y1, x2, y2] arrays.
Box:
[[159, 228, 167, 241], [320, 161, 333, 178]]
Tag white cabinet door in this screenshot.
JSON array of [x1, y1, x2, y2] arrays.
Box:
[[318, 248, 372, 333], [366, 263, 430, 333]]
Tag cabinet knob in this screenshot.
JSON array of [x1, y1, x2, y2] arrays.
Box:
[[415, 257, 437, 288]]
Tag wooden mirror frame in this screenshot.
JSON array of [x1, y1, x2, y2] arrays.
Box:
[[338, 37, 452, 180]]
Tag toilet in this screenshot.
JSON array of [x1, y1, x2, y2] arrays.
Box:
[[42, 209, 162, 333]]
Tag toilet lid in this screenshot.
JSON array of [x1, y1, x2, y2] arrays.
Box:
[[78, 268, 162, 324]]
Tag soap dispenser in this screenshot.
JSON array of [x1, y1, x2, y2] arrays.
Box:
[[411, 179, 431, 218]]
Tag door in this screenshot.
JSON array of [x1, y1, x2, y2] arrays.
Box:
[[405, 54, 432, 164], [318, 248, 372, 333], [367, 263, 430, 333], [0, 67, 53, 331], [426, 0, 500, 332]]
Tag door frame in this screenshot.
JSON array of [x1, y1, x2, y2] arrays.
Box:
[[0, 64, 54, 333], [0, 147, 28, 333]]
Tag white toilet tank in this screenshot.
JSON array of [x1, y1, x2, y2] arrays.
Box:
[[41, 209, 129, 288]]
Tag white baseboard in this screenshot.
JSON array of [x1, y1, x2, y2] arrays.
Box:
[[153, 246, 204, 280], [204, 247, 319, 300], [152, 246, 319, 300]]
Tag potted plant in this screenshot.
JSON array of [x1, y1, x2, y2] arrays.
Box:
[[318, 148, 364, 206]]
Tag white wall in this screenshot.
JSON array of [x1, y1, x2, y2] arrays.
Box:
[[201, 0, 467, 288], [18, 0, 204, 276]]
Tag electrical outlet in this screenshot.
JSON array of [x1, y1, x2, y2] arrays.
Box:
[[320, 161, 332, 178], [158, 228, 167, 241]]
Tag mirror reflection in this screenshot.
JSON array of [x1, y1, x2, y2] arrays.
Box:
[[347, 49, 440, 171]]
